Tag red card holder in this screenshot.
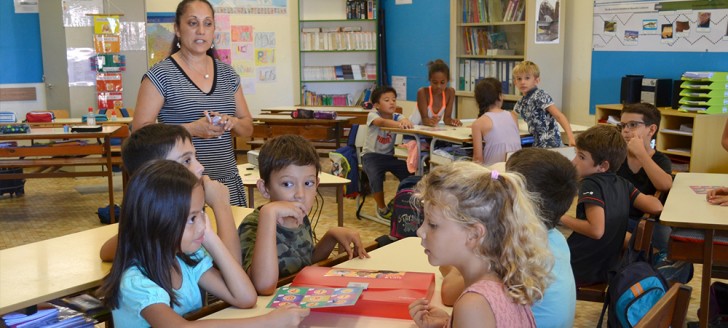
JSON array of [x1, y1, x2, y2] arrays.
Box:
[[291, 266, 435, 319]]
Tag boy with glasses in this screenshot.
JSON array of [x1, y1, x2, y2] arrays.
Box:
[[616, 103, 673, 254]]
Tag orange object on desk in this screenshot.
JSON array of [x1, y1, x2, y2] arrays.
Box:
[[291, 266, 435, 319]]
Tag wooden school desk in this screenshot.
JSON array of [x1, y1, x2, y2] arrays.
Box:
[[252, 115, 356, 150], [660, 173, 728, 328], [237, 163, 350, 227], [202, 237, 449, 326], [0, 207, 253, 316], [382, 124, 476, 175], [0, 126, 128, 223], [260, 106, 378, 125], [24, 117, 134, 128]]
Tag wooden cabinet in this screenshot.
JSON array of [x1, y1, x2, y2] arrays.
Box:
[[450, 0, 565, 119], [298, 0, 378, 106], [595, 104, 728, 173]]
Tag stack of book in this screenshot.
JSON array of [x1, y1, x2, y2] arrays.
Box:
[[462, 29, 514, 56], [678, 72, 727, 114], [302, 90, 351, 106]]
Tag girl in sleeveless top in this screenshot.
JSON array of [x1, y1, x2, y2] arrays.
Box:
[[471, 77, 522, 166], [412, 59, 461, 127], [408, 162, 553, 328]]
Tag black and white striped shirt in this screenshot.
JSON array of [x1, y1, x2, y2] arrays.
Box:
[[145, 56, 246, 206]]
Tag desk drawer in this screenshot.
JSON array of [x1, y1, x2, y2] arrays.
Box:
[[263, 125, 335, 141]]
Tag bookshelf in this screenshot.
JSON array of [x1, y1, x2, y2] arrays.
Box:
[[595, 104, 728, 173], [450, 0, 565, 119], [298, 0, 378, 106]]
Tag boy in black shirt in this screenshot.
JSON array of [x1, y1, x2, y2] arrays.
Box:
[[561, 125, 663, 285]]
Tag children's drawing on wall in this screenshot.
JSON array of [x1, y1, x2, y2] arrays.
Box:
[[209, 0, 287, 15], [216, 49, 232, 65], [257, 67, 276, 83], [661, 24, 673, 43], [642, 19, 658, 35], [603, 20, 616, 36], [697, 12, 711, 32], [232, 25, 253, 42], [254, 32, 276, 49], [62, 0, 103, 27], [146, 13, 175, 68], [232, 60, 255, 78], [535, 0, 560, 43], [241, 78, 256, 95], [215, 14, 230, 32], [214, 31, 231, 49], [255, 49, 275, 66], [232, 43, 254, 61], [624, 30, 638, 45]]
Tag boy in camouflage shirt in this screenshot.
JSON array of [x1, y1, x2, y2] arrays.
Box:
[[238, 135, 370, 295]]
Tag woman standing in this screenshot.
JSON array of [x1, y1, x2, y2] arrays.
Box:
[[133, 0, 252, 206]]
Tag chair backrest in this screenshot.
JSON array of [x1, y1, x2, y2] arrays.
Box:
[[354, 123, 369, 161], [634, 283, 692, 328]]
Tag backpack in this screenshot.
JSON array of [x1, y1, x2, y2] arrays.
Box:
[[389, 176, 424, 240], [329, 124, 361, 198], [598, 234, 669, 328]]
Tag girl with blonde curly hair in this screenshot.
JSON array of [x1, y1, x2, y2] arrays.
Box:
[[408, 161, 553, 328]]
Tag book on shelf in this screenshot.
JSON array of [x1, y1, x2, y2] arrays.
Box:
[[462, 0, 523, 23], [351, 64, 363, 80], [459, 59, 518, 94], [488, 31, 509, 50], [346, 0, 376, 20], [342, 65, 355, 80]]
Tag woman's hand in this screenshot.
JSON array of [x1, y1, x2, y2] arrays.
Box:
[[210, 111, 239, 132], [185, 114, 225, 139]]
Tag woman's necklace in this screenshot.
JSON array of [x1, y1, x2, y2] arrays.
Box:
[[178, 53, 209, 79]]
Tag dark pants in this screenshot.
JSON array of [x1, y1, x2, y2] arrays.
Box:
[[361, 152, 411, 193]]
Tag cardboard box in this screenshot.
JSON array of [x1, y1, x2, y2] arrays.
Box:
[[291, 266, 435, 319]]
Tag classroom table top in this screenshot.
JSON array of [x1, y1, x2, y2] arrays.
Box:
[[202, 237, 449, 326], [237, 163, 349, 186], [660, 172, 728, 230], [262, 106, 372, 113], [0, 206, 253, 315], [253, 114, 356, 123], [0, 126, 122, 140]]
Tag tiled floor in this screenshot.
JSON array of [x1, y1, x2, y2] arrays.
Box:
[[0, 157, 719, 327]]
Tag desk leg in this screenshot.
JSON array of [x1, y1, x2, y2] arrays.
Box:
[[247, 186, 255, 208], [104, 136, 115, 224], [337, 185, 344, 227], [335, 123, 342, 149], [699, 229, 715, 328]]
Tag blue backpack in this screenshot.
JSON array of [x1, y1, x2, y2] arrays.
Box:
[[598, 235, 669, 327]]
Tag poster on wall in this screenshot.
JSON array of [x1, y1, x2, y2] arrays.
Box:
[[593, 1, 728, 52], [146, 13, 175, 68], [535, 0, 560, 44], [209, 0, 287, 15], [62, 0, 103, 27]]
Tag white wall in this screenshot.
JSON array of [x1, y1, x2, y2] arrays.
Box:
[[0, 84, 47, 118], [563, 1, 594, 126]]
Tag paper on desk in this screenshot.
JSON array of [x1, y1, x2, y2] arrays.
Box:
[[689, 185, 723, 194], [267, 286, 363, 309]]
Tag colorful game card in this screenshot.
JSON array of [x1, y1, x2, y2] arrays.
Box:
[[324, 268, 406, 280], [267, 287, 362, 309], [690, 186, 722, 194]]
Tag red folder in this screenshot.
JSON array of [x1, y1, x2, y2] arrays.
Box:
[[291, 266, 435, 319]]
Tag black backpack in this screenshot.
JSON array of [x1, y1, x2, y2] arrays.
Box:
[[598, 233, 669, 327], [389, 176, 424, 240]]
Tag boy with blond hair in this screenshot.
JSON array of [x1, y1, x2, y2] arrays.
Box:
[[513, 60, 575, 148]]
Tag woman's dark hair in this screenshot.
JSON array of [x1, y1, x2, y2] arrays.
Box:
[[474, 77, 503, 116], [170, 0, 217, 57], [99, 160, 201, 309], [428, 59, 450, 80]]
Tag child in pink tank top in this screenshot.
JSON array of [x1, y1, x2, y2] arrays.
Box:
[[408, 162, 552, 328]]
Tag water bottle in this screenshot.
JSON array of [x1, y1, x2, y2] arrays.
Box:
[[314, 110, 337, 120], [87, 107, 96, 126], [110, 109, 118, 121]]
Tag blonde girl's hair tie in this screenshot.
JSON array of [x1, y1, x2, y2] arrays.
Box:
[[491, 170, 499, 180]]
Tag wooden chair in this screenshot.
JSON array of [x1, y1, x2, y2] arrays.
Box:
[[576, 216, 657, 302], [634, 283, 692, 328]]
